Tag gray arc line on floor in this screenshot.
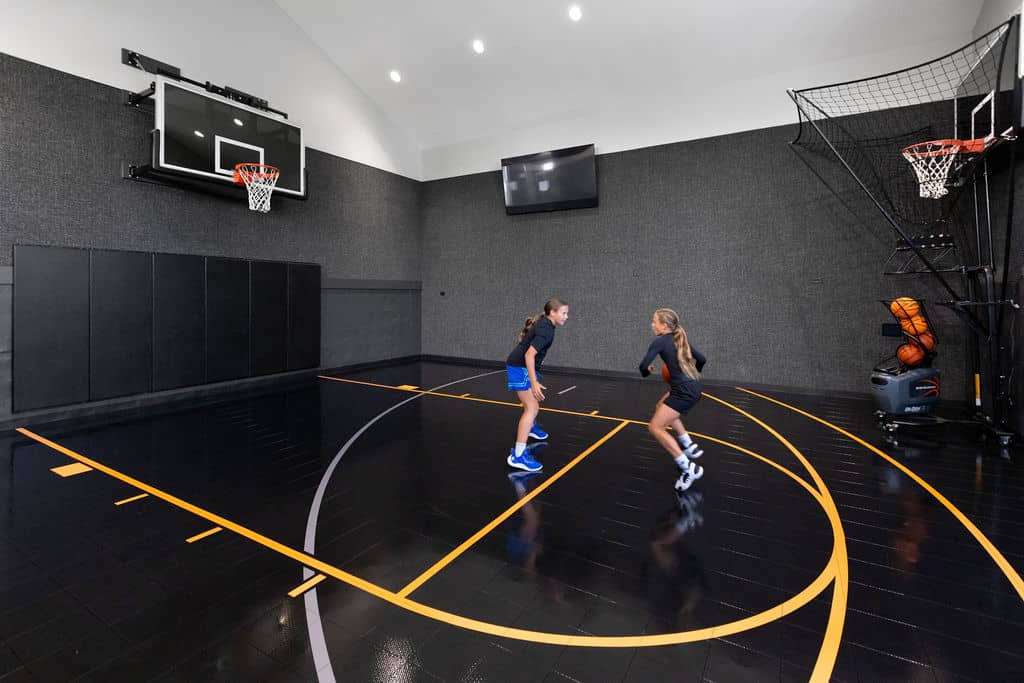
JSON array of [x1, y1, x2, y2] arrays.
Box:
[[302, 369, 505, 683]]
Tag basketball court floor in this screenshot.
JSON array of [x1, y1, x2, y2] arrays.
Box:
[[0, 359, 1021, 681]]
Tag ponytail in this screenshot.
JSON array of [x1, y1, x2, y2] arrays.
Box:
[[518, 297, 569, 342], [518, 314, 544, 342], [655, 308, 699, 379]]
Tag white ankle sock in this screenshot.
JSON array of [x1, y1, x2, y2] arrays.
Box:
[[678, 432, 693, 447], [674, 454, 690, 469], [515, 442, 527, 457]]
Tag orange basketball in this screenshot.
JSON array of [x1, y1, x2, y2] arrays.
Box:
[[890, 297, 920, 319], [661, 365, 671, 383], [917, 331, 936, 351], [900, 315, 929, 336], [897, 343, 925, 367]]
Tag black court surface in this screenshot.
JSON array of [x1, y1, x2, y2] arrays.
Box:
[[0, 360, 1021, 682]]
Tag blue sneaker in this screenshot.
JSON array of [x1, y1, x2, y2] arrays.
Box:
[[508, 447, 543, 472], [528, 422, 549, 441]]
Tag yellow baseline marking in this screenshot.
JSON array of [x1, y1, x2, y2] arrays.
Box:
[[589, 410, 599, 415], [15, 426, 835, 647], [738, 386, 1024, 603], [51, 462, 92, 477], [703, 392, 848, 683], [460, 393, 471, 397], [186, 527, 223, 543], [396, 384, 419, 390], [115, 493, 149, 506], [398, 421, 630, 597], [288, 573, 327, 598]]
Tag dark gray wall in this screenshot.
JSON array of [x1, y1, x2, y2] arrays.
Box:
[[421, 126, 981, 398], [0, 52, 421, 418]]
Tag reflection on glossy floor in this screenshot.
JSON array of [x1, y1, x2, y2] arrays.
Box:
[[0, 360, 1021, 682]]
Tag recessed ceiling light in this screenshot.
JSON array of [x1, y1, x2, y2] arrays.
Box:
[[568, 5, 582, 21], [233, 118, 244, 126], [193, 130, 205, 138], [542, 161, 555, 171], [389, 70, 402, 83], [472, 39, 485, 54]]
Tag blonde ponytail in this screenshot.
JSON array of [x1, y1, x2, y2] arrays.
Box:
[[655, 308, 699, 379]]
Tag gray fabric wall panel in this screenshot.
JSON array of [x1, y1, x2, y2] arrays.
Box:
[[89, 249, 153, 400], [321, 289, 421, 369], [0, 53, 420, 281], [422, 129, 971, 398]]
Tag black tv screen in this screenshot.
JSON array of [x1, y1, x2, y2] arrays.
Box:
[[501, 144, 598, 214]]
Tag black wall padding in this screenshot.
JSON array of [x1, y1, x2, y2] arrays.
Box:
[[288, 263, 321, 370], [206, 257, 251, 382], [13, 246, 90, 411], [90, 250, 153, 400], [251, 261, 288, 376], [153, 254, 206, 391]]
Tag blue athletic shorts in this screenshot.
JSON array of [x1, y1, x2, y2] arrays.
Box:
[[506, 366, 530, 391]]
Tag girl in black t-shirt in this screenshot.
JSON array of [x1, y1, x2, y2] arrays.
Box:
[[505, 298, 570, 472], [639, 308, 706, 493]]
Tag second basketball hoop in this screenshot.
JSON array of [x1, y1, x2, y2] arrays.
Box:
[[234, 162, 280, 213], [901, 137, 986, 199]]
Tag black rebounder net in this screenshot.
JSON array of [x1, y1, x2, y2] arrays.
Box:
[[788, 18, 1019, 281]]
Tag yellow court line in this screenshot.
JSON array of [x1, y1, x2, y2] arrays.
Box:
[[589, 410, 599, 415], [115, 493, 149, 506], [397, 421, 630, 598], [460, 393, 471, 397], [51, 462, 92, 477], [737, 386, 1024, 603], [186, 527, 223, 543], [16, 425, 837, 648], [288, 573, 327, 598], [703, 392, 848, 683], [318, 375, 644, 425]]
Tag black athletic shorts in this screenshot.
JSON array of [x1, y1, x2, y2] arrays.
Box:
[[665, 382, 702, 416]]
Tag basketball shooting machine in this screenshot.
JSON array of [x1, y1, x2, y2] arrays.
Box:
[[788, 17, 1022, 444]]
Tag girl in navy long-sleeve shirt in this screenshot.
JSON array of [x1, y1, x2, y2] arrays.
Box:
[[639, 308, 706, 493]]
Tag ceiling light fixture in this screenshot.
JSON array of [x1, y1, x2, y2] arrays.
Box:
[[472, 39, 485, 54], [389, 70, 402, 83], [568, 5, 582, 21]]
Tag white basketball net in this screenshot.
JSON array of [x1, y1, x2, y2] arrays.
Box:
[[901, 141, 962, 199], [235, 164, 280, 213]]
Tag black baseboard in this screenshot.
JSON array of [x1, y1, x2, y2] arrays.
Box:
[[4, 369, 317, 432]]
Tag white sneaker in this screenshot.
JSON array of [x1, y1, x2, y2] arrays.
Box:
[[688, 461, 704, 481], [681, 442, 703, 459], [674, 469, 695, 495]]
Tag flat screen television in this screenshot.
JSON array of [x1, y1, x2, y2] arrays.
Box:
[[501, 144, 598, 214]]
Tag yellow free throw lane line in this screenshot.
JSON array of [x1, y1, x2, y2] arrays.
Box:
[[186, 527, 223, 543], [703, 391, 848, 683], [397, 420, 631, 598], [115, 493, 149, 506], [737, 386, 1024, 603], [16, 424, 836, 647], [289, 573, 327, 598]]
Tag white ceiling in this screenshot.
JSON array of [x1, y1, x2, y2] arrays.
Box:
[[275, 0, 987, 154]]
